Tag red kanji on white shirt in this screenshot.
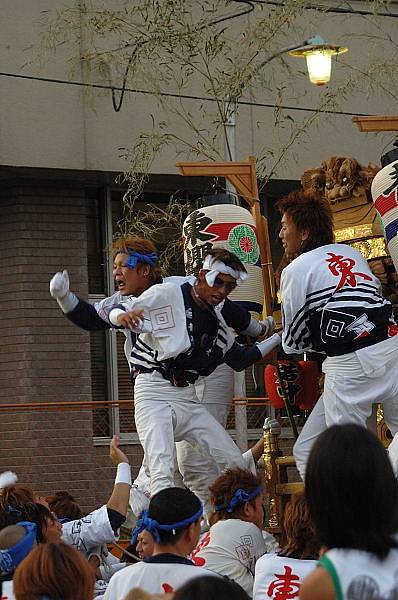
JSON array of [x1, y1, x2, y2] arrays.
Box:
[[326, 253, 372, 291], [190, 531, 211, 566], [267, 565, 301, 599]]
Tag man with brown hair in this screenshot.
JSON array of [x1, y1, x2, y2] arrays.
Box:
[[106, 248, 280, 497], [277, 190, 398, 478], [190, 467, 277, 596], [50, 239, 275, 514], [104, 488, 216, 600]]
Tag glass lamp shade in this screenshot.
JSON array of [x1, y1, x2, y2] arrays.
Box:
[[306, 52, 332, 85], [289, 37, 347, 86]]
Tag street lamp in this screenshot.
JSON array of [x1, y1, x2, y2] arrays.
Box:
[[255, 35, 348, 87], [224, 35, 348, 164], [289, 35, 348, 86]]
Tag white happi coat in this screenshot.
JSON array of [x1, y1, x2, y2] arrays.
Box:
[[280, 243, 398, 478], [103, 556, 217, 600], [61, 505, 117, 555], [190, 519, 271, 595], [253, 553, 317, 600]]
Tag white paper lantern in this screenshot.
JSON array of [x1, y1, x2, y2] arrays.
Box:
[[371, 159, 398, 272], [183, 205, 263, 316]]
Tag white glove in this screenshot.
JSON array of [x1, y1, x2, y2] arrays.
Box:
[[241, 315, 275, 338], [0, 471, 18, 490], [259, 316, 275, 337], [49, 270, 78, 313], [256, 332, 281, 356], [50, 270, 70, 300], [263, 417, 281, 436]]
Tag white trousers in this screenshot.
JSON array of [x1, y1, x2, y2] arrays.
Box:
[[134, 369, 246, 497], [175, 363, 234, 512], [294, 335, 398, 479]]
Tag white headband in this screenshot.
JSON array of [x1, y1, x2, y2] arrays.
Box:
[[202, 255, 249, 287]]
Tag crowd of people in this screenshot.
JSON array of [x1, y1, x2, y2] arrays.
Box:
[[2, 423, 398, 600], [2, 182, 398, 600]]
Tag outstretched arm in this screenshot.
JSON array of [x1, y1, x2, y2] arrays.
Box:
[[61, 438, 131, 553], [50, 270, 111, 331], [221, 298, 275, 338], [67, 299, 112, 331], [224, 333, 281, 371]]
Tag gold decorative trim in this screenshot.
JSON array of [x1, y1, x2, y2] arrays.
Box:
[[349, 238, 387, 260], [335, 224, 374, 241], [335, 227, 387, 260], [377, 405, 393, 448]]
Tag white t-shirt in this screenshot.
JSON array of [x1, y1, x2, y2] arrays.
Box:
[[190, 519, 269, 595], [321, 546, 398, 599], [103, 553, 217, 600], [253, 553, 318, 600]]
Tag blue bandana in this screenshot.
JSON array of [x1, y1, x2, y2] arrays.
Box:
[[7, 506, 22, 517], [214, 485, 263, 513], [131, 506, 203, 544], [0, 521, 37, 574], [125, 251, 158, 270]]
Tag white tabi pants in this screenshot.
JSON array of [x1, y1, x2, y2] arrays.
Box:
[[134, 369, 246, 497], [293, 334, 398, 480]]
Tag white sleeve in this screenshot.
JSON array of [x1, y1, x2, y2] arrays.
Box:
[[242, 449, 257, 474], [280, 263, 313, 354], [61, 505, 116, 555], [99, 559, 126, 582], [94, 293, 146, 329], [94, 292, 122, 312], [109, 283, 190, 360]]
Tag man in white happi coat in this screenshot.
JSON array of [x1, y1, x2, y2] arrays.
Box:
[[277, 190, 398, 478], [105, 247, 280, 496], [190, 467, 278, 596], [50, 238, 275, 511]]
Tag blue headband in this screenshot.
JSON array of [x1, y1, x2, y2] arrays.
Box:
[[214, 485, 263, 513], [131, 506, 203, 544], [7, 506, 22, 517], [125, 251, 158, 270], [0, 521, 37, 574]]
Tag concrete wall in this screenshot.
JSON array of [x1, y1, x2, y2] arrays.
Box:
[[0, 1, 396, 178]]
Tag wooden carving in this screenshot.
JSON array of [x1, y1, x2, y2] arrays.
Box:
[[300, 156, 397, 302]]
